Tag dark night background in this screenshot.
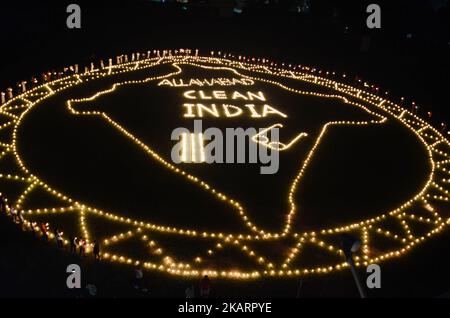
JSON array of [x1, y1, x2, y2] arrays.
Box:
[[0, 0, 449, 298]]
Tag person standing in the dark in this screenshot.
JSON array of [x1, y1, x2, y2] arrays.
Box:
[[10, 206, 17, 223], [93, 240, 100, 260], [78, 237, 85, 256], [55, 229, 63, 248], [16, 209, 23, 224], [0, 195, 5, 214], [40, 223, 48, 241], [16, 82, 21, 95], [69, 235, 77, 253]]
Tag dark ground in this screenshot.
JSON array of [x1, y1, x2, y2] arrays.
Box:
[[2, 211, 450, 298], [0, 0, 449, 298]]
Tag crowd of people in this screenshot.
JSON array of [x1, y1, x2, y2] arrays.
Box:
[[0, 49, 199, 106], [1, 193, 214, 297], [1, 48, 444, 136], [0, 194, 101, 260]]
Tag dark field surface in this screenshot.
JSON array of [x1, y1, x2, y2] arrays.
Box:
[[1, 211, 450, 298], [16, 62, 430, 233]]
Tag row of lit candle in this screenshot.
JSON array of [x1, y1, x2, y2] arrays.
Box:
[[0, 52, 448, 279]]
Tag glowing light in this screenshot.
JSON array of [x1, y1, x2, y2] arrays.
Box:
[[0, 50, 448, 280]]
